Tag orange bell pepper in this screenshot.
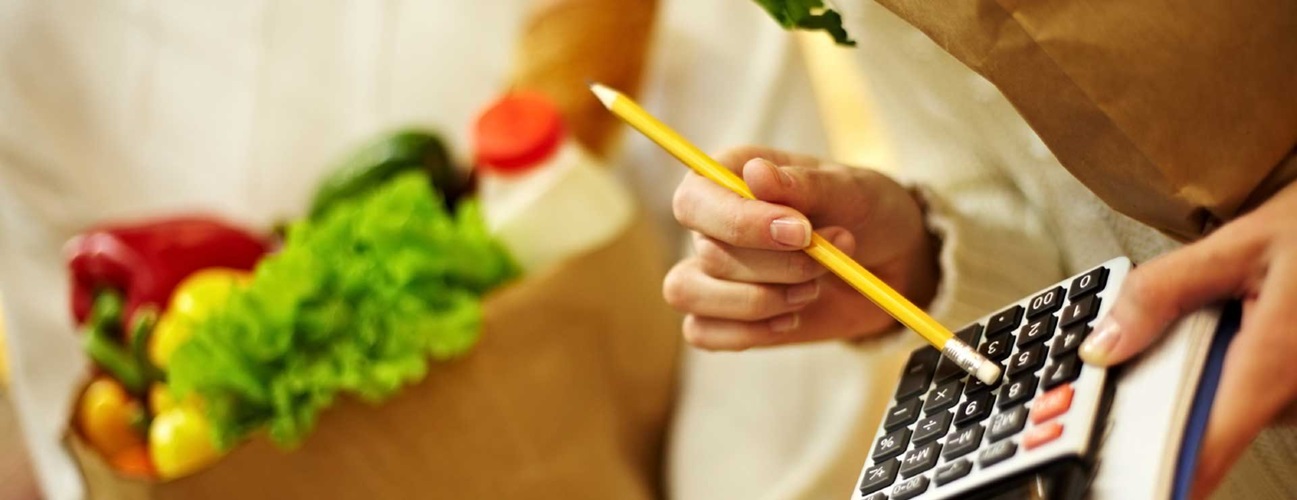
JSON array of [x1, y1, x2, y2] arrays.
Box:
[[77, 376, 146, 458]]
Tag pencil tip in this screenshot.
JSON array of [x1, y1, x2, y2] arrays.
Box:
[[589, 82, 617, 108]]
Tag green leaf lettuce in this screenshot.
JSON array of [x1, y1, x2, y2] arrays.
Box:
[[168, 172, 518, 449], [753, 0, 855, 46]]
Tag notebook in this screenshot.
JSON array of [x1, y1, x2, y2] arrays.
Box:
[[1089, 302, 1237, 499]]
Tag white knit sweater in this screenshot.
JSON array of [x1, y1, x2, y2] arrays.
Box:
[[657, 3, 1297, 499]]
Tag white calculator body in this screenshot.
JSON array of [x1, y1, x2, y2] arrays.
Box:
[[852, 257, 1130, 499]]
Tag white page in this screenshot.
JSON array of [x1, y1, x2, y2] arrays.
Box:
[[1088, 307, 1222, 499]]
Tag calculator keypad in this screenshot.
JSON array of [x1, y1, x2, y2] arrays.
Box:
[[986, 305, 1023, 336], [856, 261, 1123, 499], [987, 406, 1028, 442], [885, 398, 923, 431], [1069, 267, 1106, 299], [1024, 421, 1064, 450], [1043, 355, 1082, 389], [860, 459, 900, 495], [923, 381, 961, 414], [998, 374, 1037, 409], [1051, 326, 1089, 358], [942, 425, 982, 460], [1026, 286, 1065, 318], [953, 393, 994, 427], [913, 412, 952, 446], [1016, 315, 1056, 347], [893, 475, 930, 500], [899, 441, 942, 477], [978, 440, 1017, 468], [873, 428, 911, 461], [1060, 295, 1101, 329], [932, 459, 971, 485]]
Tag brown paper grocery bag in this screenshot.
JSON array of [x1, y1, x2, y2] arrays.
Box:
[[873, 0, 1297, 240], [66, 214, 680, 500]]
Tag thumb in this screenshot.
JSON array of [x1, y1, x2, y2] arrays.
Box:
[[1079, 235, 1250, 366]]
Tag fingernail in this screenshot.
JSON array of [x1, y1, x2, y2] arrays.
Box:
[[1079, 318, 1120, 365], [770, 218, 811, 247], [787, 281, 820, 305], [771, 313, 799, 333]]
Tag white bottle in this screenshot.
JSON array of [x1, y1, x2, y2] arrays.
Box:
[[474, 91, 634, 273]]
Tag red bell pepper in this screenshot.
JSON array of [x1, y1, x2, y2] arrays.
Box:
[[66, 216, 270, 331]]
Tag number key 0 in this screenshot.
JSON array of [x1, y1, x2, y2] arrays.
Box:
[[1027, 286, 1064, 318], [1069, 267, 1107, 299]]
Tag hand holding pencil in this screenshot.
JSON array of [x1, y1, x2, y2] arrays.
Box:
[[592, 83, 1001, 385]]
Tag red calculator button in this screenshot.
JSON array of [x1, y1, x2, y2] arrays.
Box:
[[1031, 384, 1074, 424], [1024, 421, 1064, 450]]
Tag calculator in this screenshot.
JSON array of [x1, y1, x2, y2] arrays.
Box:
[[852, 257, 1130, 500]]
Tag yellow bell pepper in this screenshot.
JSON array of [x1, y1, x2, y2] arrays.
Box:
[[148, 382, 176, 416], [149, 268, 250, 370], [77, 376, 147, 458], [149, 403, 224, 479]]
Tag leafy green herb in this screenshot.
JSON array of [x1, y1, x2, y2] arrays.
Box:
[[753, 0, 855, 46], [168, 172, 518, 449]]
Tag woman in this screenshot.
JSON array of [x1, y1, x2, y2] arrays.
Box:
[[663, 2, 1297, 499]]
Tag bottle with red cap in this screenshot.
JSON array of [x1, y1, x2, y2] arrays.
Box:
[[473, 91, 633, 273]]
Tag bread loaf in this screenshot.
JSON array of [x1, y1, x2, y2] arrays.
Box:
[[511, 0, 658, 159]]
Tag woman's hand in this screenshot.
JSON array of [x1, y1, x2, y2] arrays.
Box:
[[1078, 181, 1297, 498], [664, 146, 940, 350]]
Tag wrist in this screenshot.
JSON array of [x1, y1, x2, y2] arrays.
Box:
[[904, 186, 942, 310]]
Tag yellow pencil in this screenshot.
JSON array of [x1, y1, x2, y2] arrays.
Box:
[[592, 82, 1001, 386]]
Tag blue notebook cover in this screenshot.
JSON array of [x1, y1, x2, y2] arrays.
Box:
[[1171, 301, 1241, 500]]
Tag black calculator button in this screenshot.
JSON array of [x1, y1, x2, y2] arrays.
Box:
[[978, 440, 1018, 468], [863, 493, 888, 500], [1007, 343, 1047, 377], [934, 324, 984, 382], [872, 427, 911, 462], [979, 335, 1013, 362], [1060, 295, 1101, 329], [998, 374, 1038, 409], [923, 380, 961, 415], [1016, 315, 1056, 347], [1069, 267, 1107, 299], [884, 398, 922, 431], [1051, 325, 1090, 358], [933, 458, 972, 486], [1027, 286, 1065, 318], [891, 475, 930, 500], [988, 405, 1029, 442], [955, 323, 984, 344], [987, 305, 1024, 336], [899, 441, 942, 478], [912, 411, 952, 446], [954, 392, 995, 427], [942, 424, 984, 460], [895, 348, 940, 401], [963, 363, 1003, 394], [1043, 355, 1083, 390], [859, 458, 900, 495]]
